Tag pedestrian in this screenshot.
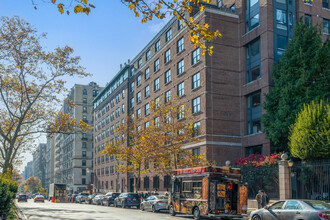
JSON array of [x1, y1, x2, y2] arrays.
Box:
[[255, 190, 262, 209], [261, 190, 269, 208]]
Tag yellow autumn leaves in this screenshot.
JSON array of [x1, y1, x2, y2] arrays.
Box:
[[53, 0, 94, 15], [125, 0, 221, 56], [101, 96, 210, 181]]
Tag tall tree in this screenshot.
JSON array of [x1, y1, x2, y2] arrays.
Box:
[[102, 97, 209, 191], [24, 176, 41, 193], [0, 16, 90, 173], [262, 21, 330, 152], [289, 100, 330, 160]]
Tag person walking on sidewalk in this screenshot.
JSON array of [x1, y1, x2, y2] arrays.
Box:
[[261, 190, 269, 208], [255, 190, 262, 209]]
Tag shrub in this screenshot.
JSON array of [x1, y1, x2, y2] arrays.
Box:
[[0, 173, 18, 219]]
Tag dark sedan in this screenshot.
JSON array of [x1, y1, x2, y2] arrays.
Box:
[[17, 194, 28, 202], [114, 193, 141, 209], [102, 192, 120, 206], [250, 200, 330, 220]]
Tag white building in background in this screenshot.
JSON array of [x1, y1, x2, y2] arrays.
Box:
[[54, 82, 102, 193]]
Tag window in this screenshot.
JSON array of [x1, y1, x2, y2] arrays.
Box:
[[177, 37, 184, 53], [144, 176, 149, 189], [323, 19, 329, 34], [145, 85, 150, 97], [82, 142, 87, 148], [277, 35, 288, 56], [182, 181, 202, 199], [165, 69, 171, 84], [93, 90, 98, 97], [145, 67, 150, 80], [153, 176, 160, 189], [82, 169, 86, 175], [276, 9, 287, 30], [145, 103, 150, 115], [304, 0, 312, 4], [145, 121, 150, 128], [192, 72, 200, 89], [192, 97, 200, 113], [166, 29, 172, 42], [284, 201, 302, 210], [83, 98, 87, 104], [218, 0, 222, 7], [155, 97, 160, 108], [82, 160, 86, 166], [154, 78, 160, 91], [146, 50, 151, 61], [177, 59, 184, 75], [83, 106, 87, 113], [177, 82, 185, 96], [193, 122, 201, 137], [245, 0, 260, 32], [192, 148, 200, 156], [82, 115, 87, 122], [165, 49, 171, 63], [130, 82, 134, 93], [246, 38, 261, 83], [82, 151, 86, 157], [155, 40, 160, 52], [192, 49, 200, 65], [137, 91, 141, 103], [269, 201, 285, 210], [164, 175, 171, 189], [138, 58, 142, 68], [83, 89, 87, 95], [247, 91, 262, 135], [178, 20, 184, 30], [137, 75, 141, 86], [130, 97, 134, 108], [137, 108, 141, 118], [323, 0, 329, 8], [82, 178, 86, 185], [122, 104, 125, 113], [305, 14, 312, 26], [245, 145, 262, 156], [165, 90, 171, 103], [154, 59, 159, 72], [178, 105, 185, 119]]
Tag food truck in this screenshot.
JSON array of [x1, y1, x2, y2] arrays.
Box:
[[169, 166, 247, 219]]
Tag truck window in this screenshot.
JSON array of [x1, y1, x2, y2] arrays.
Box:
[[182, 181, 202, 199], [174, 180, 181, 193]]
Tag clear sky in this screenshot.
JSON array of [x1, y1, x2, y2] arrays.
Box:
[[2, 0, 172, 172]]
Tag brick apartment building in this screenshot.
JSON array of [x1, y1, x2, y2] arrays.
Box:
[[92, 0, 329, 193]]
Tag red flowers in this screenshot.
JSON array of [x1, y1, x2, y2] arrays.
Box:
[[234, 153, 281, 167]]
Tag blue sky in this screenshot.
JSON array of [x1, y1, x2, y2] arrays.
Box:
[[2, 0, 172, 172]]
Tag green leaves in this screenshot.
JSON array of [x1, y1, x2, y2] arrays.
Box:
[[289, 100, 330, 160], [262, 21, 330, 152]]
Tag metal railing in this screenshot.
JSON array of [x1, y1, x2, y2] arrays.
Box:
[[290, 160, 330, 202]]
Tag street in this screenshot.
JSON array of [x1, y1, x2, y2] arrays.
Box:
[[16, 199, 250, 220]]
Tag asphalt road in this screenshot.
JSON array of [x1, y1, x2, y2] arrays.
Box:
[[16, 199, 250, 220]]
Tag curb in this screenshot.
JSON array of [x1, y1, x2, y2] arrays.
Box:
[[14, 201, 28, 220]]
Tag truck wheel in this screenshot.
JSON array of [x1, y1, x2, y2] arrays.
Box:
[[169, 205, 176, 216], [193, 207, 201, 220]]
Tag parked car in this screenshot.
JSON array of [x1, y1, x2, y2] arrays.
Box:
[[102, 192, 120, 206], [141, 195, 169, 212], [85, 195, 95, 204], [92, 195, 104, 205], [250, 200, 330, 220], [17, 194, 28, 202], [75, 193, 89, 203], [114, 193, 141, 209], [34, 195, 45, 203]]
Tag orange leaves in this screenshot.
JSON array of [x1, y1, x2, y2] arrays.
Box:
[[52, 0, 56, 3], [58, 3, 64, 14]]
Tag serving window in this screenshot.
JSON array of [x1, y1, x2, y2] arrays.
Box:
[[182, 181, 202, 199]]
